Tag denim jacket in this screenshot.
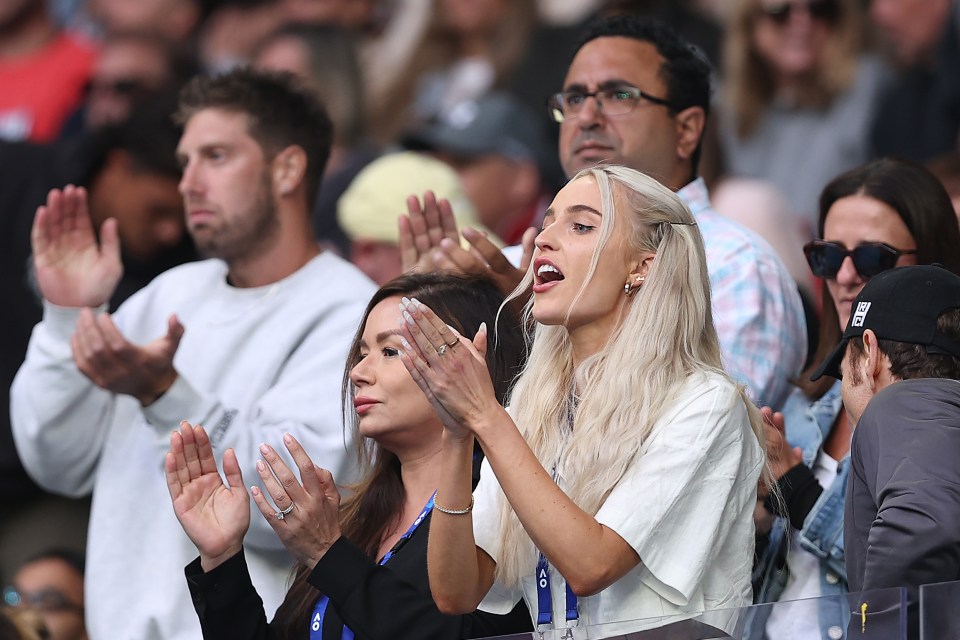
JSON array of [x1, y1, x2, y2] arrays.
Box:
[[746, 381, 850, 640]]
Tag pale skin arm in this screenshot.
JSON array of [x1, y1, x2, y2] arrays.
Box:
[[399, 298, 639, 612]]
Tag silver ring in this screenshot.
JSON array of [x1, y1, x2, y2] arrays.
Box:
[[275, 503, 295, 520], [437, 344, 448, 357]]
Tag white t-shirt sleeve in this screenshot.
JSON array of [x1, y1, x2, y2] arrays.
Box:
[[595, 375, 759, 606], [472, 457, 526, 615]]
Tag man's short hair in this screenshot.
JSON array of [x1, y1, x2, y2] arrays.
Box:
[[848, 308, 960, 382], [812, 265, 960, 382], [577, 15, 713, 173], [175, 67, 333, 210]]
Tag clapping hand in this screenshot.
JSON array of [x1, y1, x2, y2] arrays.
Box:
[[72, 309, 183, 405], [396, 296, 500, 440], [166, 421, 250, 572], [398, 192, 460, 274], [31, 185, 123, 308], [250, 435, 342, 569], [761, 406, 802, 481]]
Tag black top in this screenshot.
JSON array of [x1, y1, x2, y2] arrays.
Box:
[[185, 511, 532, 640], [845, 378, 960, 638]]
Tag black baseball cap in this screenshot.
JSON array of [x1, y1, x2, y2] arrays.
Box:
[[811, 265, 960, 380], [402, 92, 554, 178]]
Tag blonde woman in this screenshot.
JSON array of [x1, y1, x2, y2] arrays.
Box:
[[398, 165, 766, 634], [718, 0, 888, 236]]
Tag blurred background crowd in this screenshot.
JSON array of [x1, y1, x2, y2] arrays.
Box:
[[0, 0, 958, 638]]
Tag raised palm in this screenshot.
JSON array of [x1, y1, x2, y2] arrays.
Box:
[[32, 185, 124, 308], [166, 423, 250, 563]]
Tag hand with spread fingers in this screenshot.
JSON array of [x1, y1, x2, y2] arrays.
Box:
[[31, 185, 124, 308], [433, 227, 536, 300], [70, 308, 183, 405], [250, 434, 342, 568], [398, 191, 460, 273], [165, 421, 250, 572], [396, 296, 502, 439]]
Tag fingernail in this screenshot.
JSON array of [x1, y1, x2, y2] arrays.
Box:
[[479, 322, 488, 334], [283, 433, 292, 444], [411, 297, 423, 309], [401, 296, 411, 306], [259, 443, 269, 455], [400, 336, 411, 349], [251, 486, 260, 496], [433, 250, 444, 262], [403, 310, 415, 325], [256, 460, 265, 471]]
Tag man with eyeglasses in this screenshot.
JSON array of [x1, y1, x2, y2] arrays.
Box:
[[6, 549, 87, 640], [402, 15, 806, 411]]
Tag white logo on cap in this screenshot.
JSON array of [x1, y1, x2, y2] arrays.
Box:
[[447, 101, 479, 130], [851, 301, 871, 327]]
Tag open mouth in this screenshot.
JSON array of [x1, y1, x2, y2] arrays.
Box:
[[534, 261, 565, 293]]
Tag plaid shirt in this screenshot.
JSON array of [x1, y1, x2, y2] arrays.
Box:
[[679, 178, 807, 410]]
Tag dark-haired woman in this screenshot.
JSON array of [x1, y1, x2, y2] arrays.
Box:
[[165, 273, 530, 639], [749, 158, 960, 639]]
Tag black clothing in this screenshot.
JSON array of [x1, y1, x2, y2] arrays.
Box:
[[870, 6, 960, 162], [186, 515, 531, 640], [845, 378, 960, 638]]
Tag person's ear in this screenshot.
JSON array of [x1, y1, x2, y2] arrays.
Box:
[[674, 106, 706, 163], [625, 252, 656, 291], [273, 145, 308, 196], [861, 329, 886, 391]]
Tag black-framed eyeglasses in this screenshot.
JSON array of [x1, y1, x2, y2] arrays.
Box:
[[758, 0, 840, 25], [803, 240, 917, 279], [547, 85, 674, 123], [3, 585, 84, 614]]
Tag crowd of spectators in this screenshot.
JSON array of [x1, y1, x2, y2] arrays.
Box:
[[1, 0, 959, 639]]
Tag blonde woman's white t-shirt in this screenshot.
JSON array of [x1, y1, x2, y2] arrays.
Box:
[[473, 371, 763, 635]]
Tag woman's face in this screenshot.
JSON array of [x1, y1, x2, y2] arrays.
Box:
[[350, 297, 441, 450], [823, 194, 918, 328], [532, 177, 644, 344], [751, 0, 836, 80]]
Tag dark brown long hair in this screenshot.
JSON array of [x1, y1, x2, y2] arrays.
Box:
[[270, 273, 524, 638], [798, 157, 960, 399]]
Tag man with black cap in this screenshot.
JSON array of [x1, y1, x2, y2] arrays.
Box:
[[810, 264, 960, 638]]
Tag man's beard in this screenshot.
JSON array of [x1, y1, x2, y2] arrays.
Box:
[[194, 171, 281, 265]]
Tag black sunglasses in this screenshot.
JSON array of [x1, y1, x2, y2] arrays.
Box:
[[803, 240, 917, 279], [759, 0, 840, 24]]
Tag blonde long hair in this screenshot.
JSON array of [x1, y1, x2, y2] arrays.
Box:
[[724, 0, 863, 138], [494, 166, 765, 586]]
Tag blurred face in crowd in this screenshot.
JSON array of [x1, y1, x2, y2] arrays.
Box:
[[88, 0, 198, 39], [821, 195, 917, 328], [870, 0, 951, 66], [440, 0, 507, 35], [12, 557, 87, 640], [254, 36, 312, 80], [86, 39, 173, 129], [751, 0, 836, 82], [558, 37, 690, 190], [176, 109, 280, 264], [88, 151, 185, 262], [349, 297, 442, 452]]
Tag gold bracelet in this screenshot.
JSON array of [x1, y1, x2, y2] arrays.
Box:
[[434, 495, 474, 515]]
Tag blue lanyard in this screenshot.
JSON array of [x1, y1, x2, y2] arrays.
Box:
[[536, 465, 578, 630], [309, 492, 436, 639], [535, 553, 579, 629]]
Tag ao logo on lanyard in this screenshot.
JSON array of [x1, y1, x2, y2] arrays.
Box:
[[309, 492, 436, 639]]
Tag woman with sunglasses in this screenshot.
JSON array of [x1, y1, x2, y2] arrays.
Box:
[[749, 158, 960, 640], [165, 273, 532, 639], [717, 0, 889, 237]]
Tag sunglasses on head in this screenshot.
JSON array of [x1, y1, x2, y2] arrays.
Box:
[[759, 0, 840, 24], [803, 240, 917, 279]]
